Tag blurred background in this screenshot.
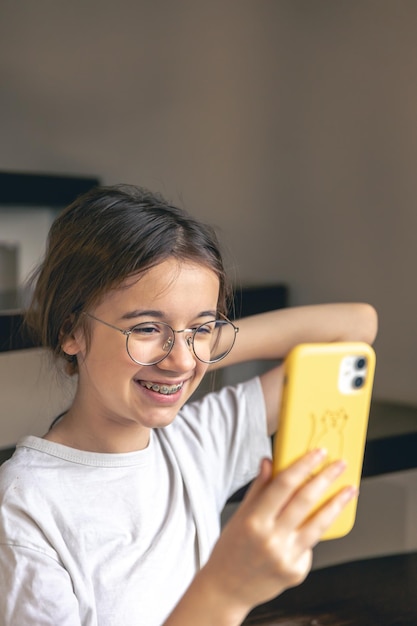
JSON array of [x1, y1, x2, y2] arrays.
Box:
[[1, 0, 417, 402], [1, 0, 417, 569]]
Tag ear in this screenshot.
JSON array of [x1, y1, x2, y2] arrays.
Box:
[[61, 333, 84, 356], [60, 318, 86, 356]]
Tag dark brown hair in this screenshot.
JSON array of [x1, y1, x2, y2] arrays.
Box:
[[25, 184, 231, 374]]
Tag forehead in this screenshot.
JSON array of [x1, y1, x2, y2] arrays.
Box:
[[95, 258, 220, 315]]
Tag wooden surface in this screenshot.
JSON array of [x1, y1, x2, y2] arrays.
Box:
[[243, 551, 417, 625]]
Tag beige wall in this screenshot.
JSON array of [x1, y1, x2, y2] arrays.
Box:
[[0, 350, 76, 447], [1, 1, 417, 402]]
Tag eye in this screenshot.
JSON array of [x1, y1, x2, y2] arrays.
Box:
[[130, 322, 163, 337], [194, 321, 215, 336]]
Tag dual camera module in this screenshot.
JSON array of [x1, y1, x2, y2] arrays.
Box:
[[352, 357, 367, 389], [338, 355, 368, 394]]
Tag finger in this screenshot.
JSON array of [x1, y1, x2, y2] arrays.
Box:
[[276, 459, 348, 533], [242, 449, 328, 519], [239, 457, 274, 505], [296, 485, 359, 550]]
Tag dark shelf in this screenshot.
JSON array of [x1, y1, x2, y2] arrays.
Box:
[[0, 312, 39, 352], [1, 284, 290, 352], [0, 171, 100, 207], [228, 284, 288, 319], [362, 431, 417, 477]]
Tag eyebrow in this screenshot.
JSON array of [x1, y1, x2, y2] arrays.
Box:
[[120, 309, 218, 322]]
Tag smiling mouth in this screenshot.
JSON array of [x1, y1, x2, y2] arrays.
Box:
[[139, 381, 184, 395]]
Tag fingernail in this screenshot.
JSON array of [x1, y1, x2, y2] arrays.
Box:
[[332, 459, 347, 477], [341, 486, 359, 503], [311, 448, 327, 463]]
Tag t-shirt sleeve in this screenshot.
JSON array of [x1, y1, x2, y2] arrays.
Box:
[[170, 377, 272, 508], [0, 544, 81, 626]]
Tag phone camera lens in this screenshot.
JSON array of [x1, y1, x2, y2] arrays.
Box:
[[353, 376, 364, 388], [355, 357, 366, 370]]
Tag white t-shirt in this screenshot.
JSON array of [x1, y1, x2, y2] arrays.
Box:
[[0, 378, 271, 626]]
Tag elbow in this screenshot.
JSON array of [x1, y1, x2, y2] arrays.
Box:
[[355, 303, 378, 345]]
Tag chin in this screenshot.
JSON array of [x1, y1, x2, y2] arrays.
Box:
[[143, 408, 182, 430]]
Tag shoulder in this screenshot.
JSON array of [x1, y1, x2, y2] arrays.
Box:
[[180, 377, 264, 422], [0, 441, 44, 510], [0, 441, 37, 488], [162, 377, 265, 454], [0, 437, 71, 518]]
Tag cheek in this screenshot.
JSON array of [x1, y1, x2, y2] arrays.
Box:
[[184, 364, 211, 400], [194, 361, 210, 383], [80, 345, 137, 383], [88, 340, 132, 366]]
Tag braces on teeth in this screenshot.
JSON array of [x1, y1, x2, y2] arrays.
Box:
[[141, 381, 183, 394]]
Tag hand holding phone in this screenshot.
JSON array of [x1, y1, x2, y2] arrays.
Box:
[[273, 342, 376, 540]]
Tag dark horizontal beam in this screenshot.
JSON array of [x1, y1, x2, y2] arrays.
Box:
[[3, 434, 417, 475], [229, 284, 288, 319], [1, 284, 290, 351], [362, 432, 417, 477], [227, 431, 417, 503], [0, 312, 40, 352], [0, 171, 100, 207]]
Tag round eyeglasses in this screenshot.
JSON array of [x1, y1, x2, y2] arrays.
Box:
[[84, 312, 239, 365]]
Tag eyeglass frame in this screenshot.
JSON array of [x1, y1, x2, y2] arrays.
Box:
[[83, 311, 239, 366]]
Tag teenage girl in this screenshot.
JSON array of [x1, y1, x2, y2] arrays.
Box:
[[0, 184, 378, 625]]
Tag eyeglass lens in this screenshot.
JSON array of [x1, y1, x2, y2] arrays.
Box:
[[126, 320, 236, 365]]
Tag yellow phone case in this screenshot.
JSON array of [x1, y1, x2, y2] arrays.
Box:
[[273, 342, 376, 540]]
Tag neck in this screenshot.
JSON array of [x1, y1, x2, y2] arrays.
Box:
[[43, 407, 151, 453]]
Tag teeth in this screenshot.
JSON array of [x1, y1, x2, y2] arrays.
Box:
[[140, 381, 183, 395]]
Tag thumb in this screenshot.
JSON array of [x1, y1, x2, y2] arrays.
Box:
[[240, 457, 273, 505]]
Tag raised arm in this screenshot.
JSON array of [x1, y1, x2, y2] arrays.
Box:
[[163, 452, 358, 626], [162, 304, 377, 626], [223, 302, 378, 366], [218, 302, 378, 435]]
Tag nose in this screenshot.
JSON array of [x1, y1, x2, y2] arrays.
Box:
[[158, 331, 197, 371]]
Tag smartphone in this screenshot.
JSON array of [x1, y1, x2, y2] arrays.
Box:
[[273, 342, 376, 540]]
